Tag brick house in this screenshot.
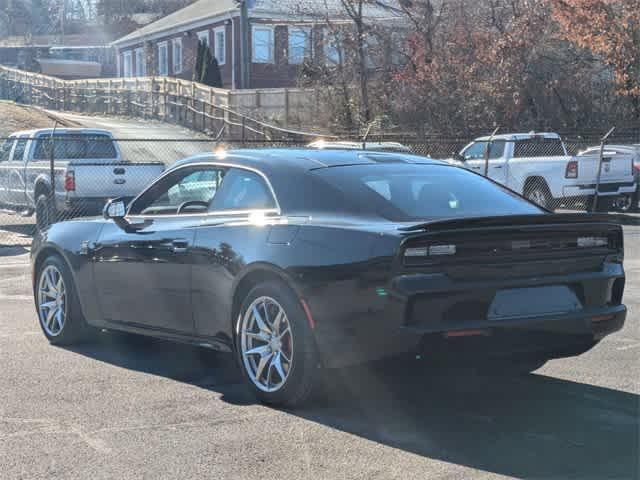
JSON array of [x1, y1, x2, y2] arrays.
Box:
[[0, 34, 117, 77], [112, 0, 400, 89]]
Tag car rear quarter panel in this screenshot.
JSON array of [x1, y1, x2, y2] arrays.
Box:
[[190, 221, 402, 356]]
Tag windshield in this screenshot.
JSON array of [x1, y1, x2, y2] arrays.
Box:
[[313, 164, 543, 221]]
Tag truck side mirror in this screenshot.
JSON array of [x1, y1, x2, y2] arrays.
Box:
[[453, 152, 465, 162]]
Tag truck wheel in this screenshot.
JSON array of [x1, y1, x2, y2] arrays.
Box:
[[525, 180, 553, 210], [35, 194, 54, 232]]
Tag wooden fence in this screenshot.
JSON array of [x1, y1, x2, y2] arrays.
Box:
[[0, 66, 330, 142]]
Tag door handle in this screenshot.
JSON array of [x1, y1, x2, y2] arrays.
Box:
[[171, 239, 190, 253], [492, 165, 504, 169]]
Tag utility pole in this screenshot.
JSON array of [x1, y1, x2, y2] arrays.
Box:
[[238, 0, 251, 89]]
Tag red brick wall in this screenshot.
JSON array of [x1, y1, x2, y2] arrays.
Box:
[[119, 18, 328, 89]]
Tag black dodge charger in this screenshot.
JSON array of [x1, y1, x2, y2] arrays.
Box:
[[31, 149, 627, 406]]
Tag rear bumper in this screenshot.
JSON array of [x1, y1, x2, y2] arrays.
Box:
[[563, 182, 636, 197], [312, 261, 626, 368]]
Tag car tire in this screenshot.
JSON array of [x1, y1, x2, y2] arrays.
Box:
[[235, 281, 318, 408], [35, 194, 54, 232], [525, 181, 554, 210], [35, 255, 94, 345]]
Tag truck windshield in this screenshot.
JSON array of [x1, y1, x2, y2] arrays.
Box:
[[33, 134, 117, 160], [313, 163, 543, 221]]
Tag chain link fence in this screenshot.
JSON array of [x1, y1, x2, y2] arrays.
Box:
[[0, 131, 638, 247]]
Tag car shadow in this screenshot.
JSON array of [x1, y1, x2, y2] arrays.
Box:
[[64, 332, 639, 479]]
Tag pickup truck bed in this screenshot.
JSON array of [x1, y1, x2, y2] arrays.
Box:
[[0, 128, 165, 228]]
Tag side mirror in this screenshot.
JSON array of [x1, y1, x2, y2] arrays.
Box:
[[103, 198, 126, 221], [453, 152, 465, 162]]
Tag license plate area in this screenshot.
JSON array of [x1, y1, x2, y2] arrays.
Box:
[[488, 286, 582, 320]]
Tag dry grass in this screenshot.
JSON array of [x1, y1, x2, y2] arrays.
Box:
[[0, 101, 78, 138]]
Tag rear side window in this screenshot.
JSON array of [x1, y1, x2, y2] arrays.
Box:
[[211, 168, 276, 211], [313, 164, 542, 221], [0, 138, 15, 162], [33, 134, 117, 160], [514, 139, 565, 158], [12, 137, 28, 161]]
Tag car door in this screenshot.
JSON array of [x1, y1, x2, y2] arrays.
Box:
[[461, 140, 507, 185], [191, 167, 280, 341], [6, 135, 29, 206], [0, 137, 16, 204], [92, 164, 226, 333]]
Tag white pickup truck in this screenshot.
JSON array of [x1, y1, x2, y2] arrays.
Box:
[[0, 128, 165, 229], [453, 132, 636, 210]]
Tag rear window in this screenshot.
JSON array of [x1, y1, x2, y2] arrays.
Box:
[[312, 164, 542, 221], [513, 139, 565, 157], [33, 134, 117, 160]]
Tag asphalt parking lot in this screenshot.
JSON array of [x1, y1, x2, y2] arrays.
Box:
[[0, 226, 638, 480]]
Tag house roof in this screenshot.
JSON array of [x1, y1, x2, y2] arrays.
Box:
[[113, 0, 238, 47], [0, 33, 117, 49], [113, 0, 401, 47]]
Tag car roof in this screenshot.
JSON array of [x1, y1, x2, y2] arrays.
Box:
[[173, 148, 442, 173], [307, 140, 413, 152], [9, 128, 114, 137], [474, 132, 561, 142]]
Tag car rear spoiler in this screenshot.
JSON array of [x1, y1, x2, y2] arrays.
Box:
[[399, 213, 638, 233]]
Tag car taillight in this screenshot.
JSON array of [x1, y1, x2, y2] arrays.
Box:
[[64, 171, 76, 191], [565, 160, 578, 179], [633, 163, 640, 174], [404, 244, 457, 258]]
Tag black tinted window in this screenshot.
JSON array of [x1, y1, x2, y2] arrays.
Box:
[[514, 139, 564, 157], [33, 134, 117, 160], [211, 169, 276, 211], [313, 164, 542, 221]]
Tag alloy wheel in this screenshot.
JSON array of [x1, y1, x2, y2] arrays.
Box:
[[528, 188, 547, 208], [240, 296, 294, 393], [37, 265, 67, 336]]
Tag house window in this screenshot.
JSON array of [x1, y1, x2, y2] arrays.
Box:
[[158, 41, 168, 75], [122, 51, 132, 77], [252, 26, 274, 63], [288, 26, 312, 64], [390, 32, 403, 66], [172, 38, 183, 74], [135, 48, 145, 76], [365, 34, 380, 69], [197, 30, 210, 47], [214, 26, 226, 65], [323, 28, 341, 65]]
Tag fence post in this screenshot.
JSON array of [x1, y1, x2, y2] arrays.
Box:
[[592, 126, 616, 213], [163, 78, 168, 122], [192, 83, 196, 127], [241, 116, 246, 146], [106, 79, 111, 115], [48, 122, 59, 222], [483, 127, 500, 177]]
